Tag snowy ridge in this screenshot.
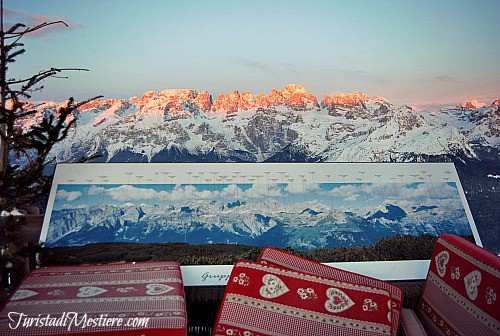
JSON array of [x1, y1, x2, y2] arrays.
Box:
[[21, 85, 498, 164], [45, 197, 471, 249], [438, 99, 500, 147]]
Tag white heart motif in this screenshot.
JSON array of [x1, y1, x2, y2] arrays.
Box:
[[325, 288, 355, 313], [11, 289, 39, 301], [146, 283, 174, 295], [260, 274, 289, 299], [435, 250, 449, 277], [77, 286, 108, 297], [464, 270, 482, 300]]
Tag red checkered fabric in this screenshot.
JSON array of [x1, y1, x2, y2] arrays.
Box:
[[418, 234, 500, 336], [258, 247, 403, 336], [214, 261, 393, 336], [0, 262, 187, 336]]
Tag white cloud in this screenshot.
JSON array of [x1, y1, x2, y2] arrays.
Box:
[[106, 184, 168, 202], [56, 189, 82, 202], [246, 183, 283, 199], [313, 181, 463, 209], [285, 181, 321, 195], [88, 185, 106, 195], [323, 184, 362, 199], [345, 194, 360, 202]]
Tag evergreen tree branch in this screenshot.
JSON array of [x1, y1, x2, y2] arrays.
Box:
[[1, 4, 103, 209]]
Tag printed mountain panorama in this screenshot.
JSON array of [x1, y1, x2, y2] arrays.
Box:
[[45, 191, 472, 252], [21, 84, 499, 254]]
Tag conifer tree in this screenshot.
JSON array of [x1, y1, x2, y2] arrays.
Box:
[[0, 2, 101, 209]]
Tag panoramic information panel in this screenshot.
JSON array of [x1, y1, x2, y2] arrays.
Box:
[[40, 162, 480, 285]]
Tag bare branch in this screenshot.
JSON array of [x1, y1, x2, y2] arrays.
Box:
[[7, 68, 90, 85], [6, 21, 69, 44], [5, 23, 26, 35]]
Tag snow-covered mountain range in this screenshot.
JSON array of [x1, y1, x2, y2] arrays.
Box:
[[29, 84, 497, 164], [22, 84, 500, 252], [45, 198, 471, 249]]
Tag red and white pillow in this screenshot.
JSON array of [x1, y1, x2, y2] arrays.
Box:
[[417, 234, 499, 336], [258, 247, 403, 336], [0, 262, 187, 336], [214, 259, 394, 336]]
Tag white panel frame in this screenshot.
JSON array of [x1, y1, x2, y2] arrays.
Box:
[[40, 162, 480, 285]]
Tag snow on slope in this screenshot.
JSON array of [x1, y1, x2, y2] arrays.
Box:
[[23, 86, 498, 164], [438, 99, 500, 147]]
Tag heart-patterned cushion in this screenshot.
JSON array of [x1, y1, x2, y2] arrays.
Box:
[[463, 270, 482, 300], [146, 283, 174, 295], [214, 261, 392, 336], [258, 246, 404, 336], [260, 274, 289, 299], [10, 289, 39, 301], [325, 287, 355, 313], [77, 286, 108, 297], [418, 234, 499, 336], [0, 262, 187, 336], [435, 250, 449, 277]]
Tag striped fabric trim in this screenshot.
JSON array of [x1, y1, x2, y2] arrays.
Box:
[[6, 295, 185, 307], [242, 262, 390, 296], [421, 271, 499, 335], [18, 278, 183, 288], [438, 238, 500, 278], [219, 293, 391, 335], [259, 248, 403, 301]]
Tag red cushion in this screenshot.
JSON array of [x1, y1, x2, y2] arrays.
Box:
[[418, 234, 500, 336], [214, 260, 393, 336], [0, 262, 187, 335], [258, 247, 403, 336]]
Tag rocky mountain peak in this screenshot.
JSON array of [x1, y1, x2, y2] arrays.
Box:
[[133, 89, 203, 117], [209, 84, 318, 113], [16, 84, 499, 168], [372, 95, 390, 104], [240, 91, 257, 110], [255, 93, 271, 108], [193, 90, 212, 112], [268, 88, 285, 106], [159, 89, 197, 102], [79, 98, 125, 111], [211, 90, 242, 113], [280, 84, 319, 110], [321, 91, 371, 109], [459, 99, 488, 109], [139, 90, 158, 102]]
